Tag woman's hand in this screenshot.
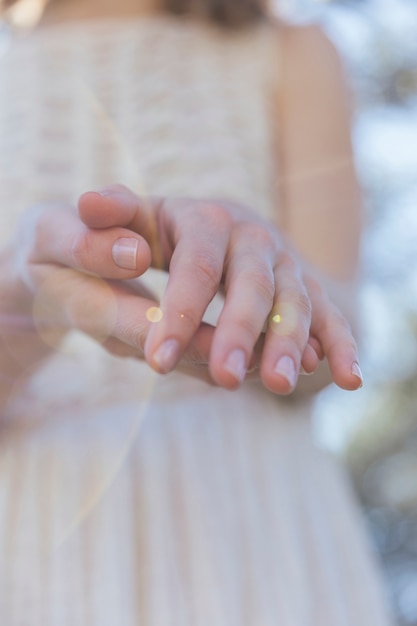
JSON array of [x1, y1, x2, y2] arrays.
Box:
[[0, 198, 216, 389], [75, 185, 363, 394], [1, 185, 362, 396], [0, 202, 156, 390]]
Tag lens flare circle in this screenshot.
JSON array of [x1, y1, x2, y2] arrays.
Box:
[[269, 302, 298, 337], [146, 306, 163, 323]]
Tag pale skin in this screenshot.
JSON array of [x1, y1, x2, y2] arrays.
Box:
[[0, 0, 363, 406]]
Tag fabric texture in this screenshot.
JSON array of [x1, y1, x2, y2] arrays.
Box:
[[0, 16, 393, 625]]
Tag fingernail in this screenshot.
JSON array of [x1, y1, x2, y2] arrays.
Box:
[[351, 361, 363, 387], [112, 238, 138, 270], [224, 349, 246, 383], [153, 339, 180, 373], [274, 355, 297, 388], [97, 188, 112, 197]]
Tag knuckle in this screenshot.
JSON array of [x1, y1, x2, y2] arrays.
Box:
[[174, 200, 233, 242], [236, 221, 275, 250], [283, 289, 312, 319], [200, 202, 233, 232], [328, 335, 357, 359], [232, 315, 262, 343], [305, 273, 324, 297], [192, 251, 222, 294], [251, 271, 275, 304], [335, 314, 354, 337], [196, 201, 233, 232], [277, 250, 298, 272], [71, 228, 91, 268], [296, 291, 312, 318], [324, 314, 357, 354], [270, 293, 311, 343], [346, 338, 358, 353], [203, 201, 229, 222]]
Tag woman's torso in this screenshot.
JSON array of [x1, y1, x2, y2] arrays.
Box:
[[0, 14, 289, 418], [0, 17, 394, 626]]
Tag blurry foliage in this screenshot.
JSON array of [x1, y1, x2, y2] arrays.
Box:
[[345, 316, 417, 626], [293, 0, 417, 624], [323, 1, 417, 624]]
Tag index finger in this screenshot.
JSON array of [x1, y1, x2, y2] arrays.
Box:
[[78, 185, 167, 270], [144, 201, 231, 373], [79, 188, 233, 375]]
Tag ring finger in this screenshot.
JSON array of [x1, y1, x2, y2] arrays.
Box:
[[259, 256, 312, 394]]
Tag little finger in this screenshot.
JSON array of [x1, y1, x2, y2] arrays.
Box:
[[309, 289, 363, 390]]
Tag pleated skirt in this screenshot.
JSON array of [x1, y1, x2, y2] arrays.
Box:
[[0, 351, 394, 626]]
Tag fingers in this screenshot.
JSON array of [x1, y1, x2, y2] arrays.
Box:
[[254, 272, 361, 393], [78, 188, 316, 389], [204, 225, 320, 393], [207, 222, 276, 389], [209, 235, 360, 395], [308, 279, 363, 391], [76, 187, 362, 392], [143, 202, 231, 373], [79, 190, 233, 375], [101, 299, 216, 372], [79, 189, 255, 379], [78, 186, 168, 270], [23, 192, 223, 380], [258, 255, 313, 394], [300, 341, 320, 374], [29, 256, 217, 373], [78, 186, 142, 229], [26, 204, 151, 281]]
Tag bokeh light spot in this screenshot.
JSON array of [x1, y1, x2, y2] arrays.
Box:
[[269, 302, 298, 337], [146, 307, 163, 323]]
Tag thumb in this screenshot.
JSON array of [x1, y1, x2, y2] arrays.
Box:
[[78, 185, 168, 270]]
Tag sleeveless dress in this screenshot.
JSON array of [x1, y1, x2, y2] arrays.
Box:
[[0, 16, 393, 625]]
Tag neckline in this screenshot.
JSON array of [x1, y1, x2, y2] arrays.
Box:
[[34, 12, 176, 35], [12, 10, 266, 39], [8, 11, 202, 42]]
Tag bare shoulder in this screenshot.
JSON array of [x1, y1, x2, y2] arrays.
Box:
[[268, 17, 354, 148], [269, 18, 350, 97], [278, 19, 340, 55], [266, 19, 361, 282]]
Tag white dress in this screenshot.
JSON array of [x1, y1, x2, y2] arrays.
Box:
[[0, 16, 393, 625]]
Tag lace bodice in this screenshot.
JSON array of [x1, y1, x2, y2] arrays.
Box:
[[0, 15, 283, 414], [0, 16, 281, 241]]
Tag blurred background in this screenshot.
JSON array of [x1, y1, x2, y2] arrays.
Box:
[[1, 0, 416, 622], [275, 0, 417, 624]]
